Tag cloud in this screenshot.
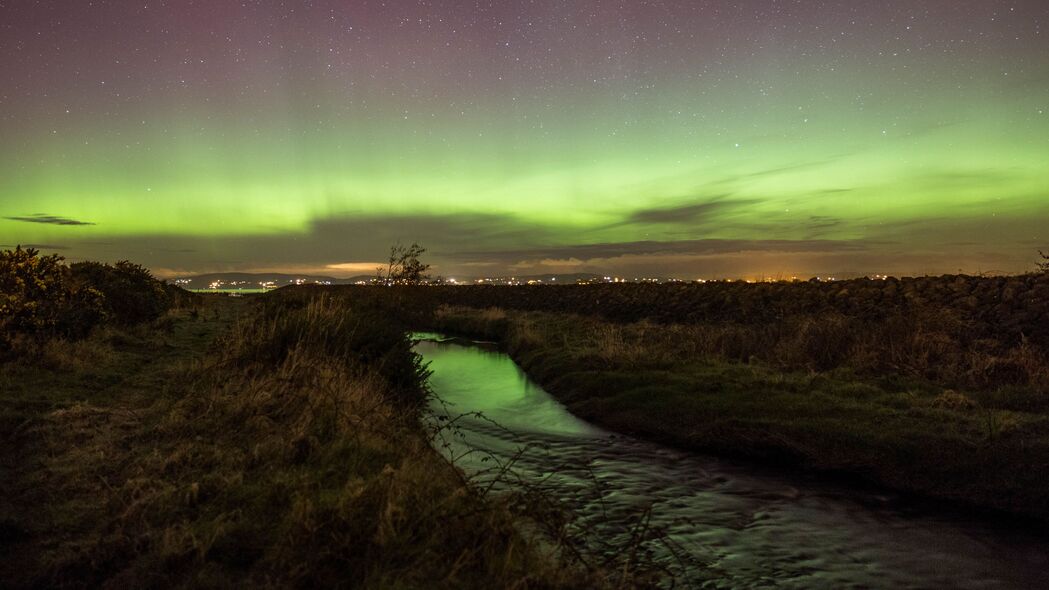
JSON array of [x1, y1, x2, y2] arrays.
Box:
[[508, 257, 587, 271], [4, 213, 96, 226], [626, 196, 756, 225], [32, 212, 560, 276], [454, 237, 870, 267], [325, 261, 385, 273], [0, 243, 69, 250], [309, 213, 556, 253], [801, 215, 845, 238], [31, 206, 1049, 279]]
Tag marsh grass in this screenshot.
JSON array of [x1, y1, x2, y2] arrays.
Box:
[[429, 305, 1049, 521], [424, 290, 1049, 395], [1, 295, 619, 588]]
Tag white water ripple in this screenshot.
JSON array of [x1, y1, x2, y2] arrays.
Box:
[[415, 335, 1049, 589]]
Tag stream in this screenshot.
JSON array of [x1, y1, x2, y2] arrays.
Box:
[[414, 333, 1049, 589]]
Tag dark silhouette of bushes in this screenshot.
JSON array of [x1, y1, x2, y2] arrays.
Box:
[[1, 247, 183, 354], [70, 260, 170, 325], [0, 247, 107, 349]]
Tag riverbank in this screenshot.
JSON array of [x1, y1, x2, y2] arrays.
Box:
[[415, 333, 1049, 587], [428, 305, 1049, 522], [0, 295, 602, 588], [377, 276, 1049, 394]]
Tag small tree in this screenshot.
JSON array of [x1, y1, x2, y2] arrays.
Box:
[[1039, 251, 1049, 273], [376, 242, 431, 285]]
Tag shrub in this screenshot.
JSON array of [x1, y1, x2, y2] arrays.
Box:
[[0, 247, 108, 349], [1, 248, 178, 355], [162, 282, 202, 310], [1, 246, 71, 335], [70, 260, 170, 325]]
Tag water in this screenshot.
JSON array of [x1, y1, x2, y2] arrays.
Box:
[[414, 334, 1049, 589]]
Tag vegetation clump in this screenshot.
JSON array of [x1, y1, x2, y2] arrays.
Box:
[[0, 246, 107, 347], [0, 247, 187, 357], [69, 260, 172, 325]]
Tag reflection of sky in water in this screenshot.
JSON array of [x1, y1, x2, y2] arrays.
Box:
[[419, 336, 602, 437], [415, 335, 1049, 589]]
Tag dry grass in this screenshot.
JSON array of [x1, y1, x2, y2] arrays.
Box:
[[28, 336, 118, 372], [2, 296, 613, 589], [436, 302, 1049, 396], [428, 305, 1049, 521]]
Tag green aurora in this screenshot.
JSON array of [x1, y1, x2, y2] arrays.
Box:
[[2, 1, 1047, 278]]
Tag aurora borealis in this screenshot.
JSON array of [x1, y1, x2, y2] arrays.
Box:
[[2, 1, 1047, 279]]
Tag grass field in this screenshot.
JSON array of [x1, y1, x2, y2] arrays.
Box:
[[8, 277, 1049, 586], [0, 294, 613, 588], [428, 304, 1049, 522]]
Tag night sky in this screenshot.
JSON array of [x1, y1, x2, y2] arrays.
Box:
[[2, 1, 1047, 279]]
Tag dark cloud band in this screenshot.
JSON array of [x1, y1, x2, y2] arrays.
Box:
[[5, 214, 96, 226]]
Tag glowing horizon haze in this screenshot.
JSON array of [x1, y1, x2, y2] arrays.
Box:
[[2, 1, 1047, 279]]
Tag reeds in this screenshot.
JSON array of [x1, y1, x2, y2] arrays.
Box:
[[4, 295, 611, 588], [433, 304, 1049, 395], [427, 303, 1049, 521]]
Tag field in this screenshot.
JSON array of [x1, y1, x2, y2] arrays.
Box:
[[410, 275, 1049, 392], [7, 264, 1049, 586], [0, 293, 613, 588], [332, 277, 1049, 520]]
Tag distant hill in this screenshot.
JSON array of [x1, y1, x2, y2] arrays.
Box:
[[468, 273, 606, 284], [465, 273, 687, 284], [169, 271, 681, 289], [516, 273, 605, 282], [170, 272, 375, 289]]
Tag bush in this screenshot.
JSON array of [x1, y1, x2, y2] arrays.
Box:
[[0, 247, 107, 349], [1, 248, 178, 355], [70, 260, 170, 325], [162, 282, 202, 310]]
